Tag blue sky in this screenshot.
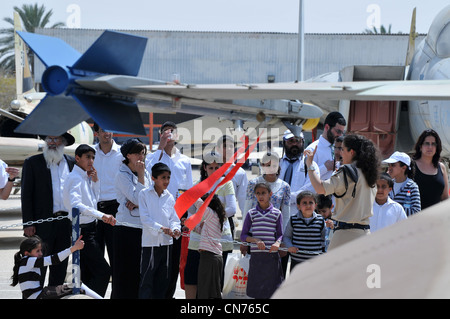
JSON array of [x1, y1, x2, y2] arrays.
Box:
[[0, 0, 449, 34]]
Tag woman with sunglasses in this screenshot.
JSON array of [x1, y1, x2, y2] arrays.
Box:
[[412, 129, 449, 210]]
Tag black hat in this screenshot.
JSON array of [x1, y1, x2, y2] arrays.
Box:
[[62, 132, 75, 146], [42, 132, 75, 146]]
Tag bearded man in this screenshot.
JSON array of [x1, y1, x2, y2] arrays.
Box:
[[305, 111, 346, 181], [21, 132, 76, 286]]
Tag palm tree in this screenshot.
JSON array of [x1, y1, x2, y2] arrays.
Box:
[[363, 24, 393, 34], [0, 3, 65, 74]]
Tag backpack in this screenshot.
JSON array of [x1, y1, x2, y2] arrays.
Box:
[[333, 163, 359, 198]]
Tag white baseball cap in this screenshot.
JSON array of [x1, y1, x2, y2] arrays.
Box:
[[382, 151, 411, 167], [283, 130, 304, 140]]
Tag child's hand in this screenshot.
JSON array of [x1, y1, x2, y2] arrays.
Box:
[[87, 167, 98, 182], [288, 247, 298, 254], [102, 214, 116, 226], [161, 227, 173, 236], [172, 229, 181, 239], [255, 240, 266, 251], [71, 236, 85, 252], [270, 241, 280, 253], [326, 219, 334, 229]]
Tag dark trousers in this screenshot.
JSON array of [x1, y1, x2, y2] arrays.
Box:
[[112, 225, 142, 299], [37, 218, 71, 287], [165, 236, 181, 298], [96, 200, 119, 269], [80, 221, 111, 297], [140, 245, 172, 299]]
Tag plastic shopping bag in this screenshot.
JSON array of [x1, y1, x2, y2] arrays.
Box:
[[222, 252, 251, 299]]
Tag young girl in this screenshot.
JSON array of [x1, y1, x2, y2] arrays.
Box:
[[196, 194, 227, 299], [240, 183, 283, 299], [184, 152, 236, 299], [10, 235, 101, 299], [283, 191, 326, 271], [382, 151, 421, 216]]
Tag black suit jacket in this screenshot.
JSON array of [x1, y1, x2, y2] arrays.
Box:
[[21, 153, 76, 230]]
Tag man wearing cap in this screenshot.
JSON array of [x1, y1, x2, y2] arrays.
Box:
[[21, 132, 77, 287], [146, 121, 193, 298], [280, 130, 320, 229], [305, 111, 346, 181], [93, 123, 123, 270]]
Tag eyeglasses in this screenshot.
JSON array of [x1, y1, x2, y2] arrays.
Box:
[[422, 141, 437, 147], [332, 127, 345, 135], [45, 137, 62, 143]]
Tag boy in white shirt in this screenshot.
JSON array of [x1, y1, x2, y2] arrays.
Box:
[[370, 173, 407, 232], [138, 162, 181, 299], [63, 144, 116, 297]]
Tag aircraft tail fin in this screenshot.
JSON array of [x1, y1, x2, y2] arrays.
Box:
[[405, 7, 417, 67], [13, 11, 34, 99]]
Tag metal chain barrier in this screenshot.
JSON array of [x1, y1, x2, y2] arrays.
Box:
[[0, 215, 323, 255]]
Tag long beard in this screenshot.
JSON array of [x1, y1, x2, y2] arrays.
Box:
[[43, 144, 65, 167]]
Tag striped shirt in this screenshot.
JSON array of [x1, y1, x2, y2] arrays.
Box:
[[389, 178, 421, 216], [283, 212, 325, 263], [199, 207, 223, 255], [240, 203, 283, 252], [18, 248, 71, 299]]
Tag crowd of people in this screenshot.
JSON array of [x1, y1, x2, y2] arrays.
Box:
[[7, 114, 450, 299]]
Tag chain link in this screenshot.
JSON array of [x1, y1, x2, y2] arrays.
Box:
[[0, 215, 69, 230], [1, 217, 322, 255]]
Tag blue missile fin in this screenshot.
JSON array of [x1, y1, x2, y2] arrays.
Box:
[[16, 31, 81, 68], [72, 30, 148, 76], [71, 93, 146, 135], [14, 96, 90, 136]]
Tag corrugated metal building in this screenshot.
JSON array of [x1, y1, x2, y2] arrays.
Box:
[[33, 29, 426, 146], [34, 29, 425, 84]]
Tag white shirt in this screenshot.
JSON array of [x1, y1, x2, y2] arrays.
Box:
[[94, 141, 124, 201], [0, 159, 8, 189], [49, 157, 70, 213], [370, 197, 407, 232], [114, 163, 151, 228], [139, 185, 181, 247], [305, 135, 335, 181], [146, 148, 193, 199], [63, 165, 104, 224], [225, 164, 248, 215]]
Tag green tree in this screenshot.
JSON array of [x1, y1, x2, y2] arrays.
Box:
[[363, 24, 393, 34], [0, 3, 65, 74]]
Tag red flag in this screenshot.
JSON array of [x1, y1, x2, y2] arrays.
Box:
[[175, 131, 263, 230]]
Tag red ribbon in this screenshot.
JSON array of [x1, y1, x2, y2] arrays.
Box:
[[175, 131, 263, 230]]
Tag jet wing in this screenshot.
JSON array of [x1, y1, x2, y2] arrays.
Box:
[[131, 79, 450, 101]]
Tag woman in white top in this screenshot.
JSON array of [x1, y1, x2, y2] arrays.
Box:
[[244, 152, 291, 225], [113, 138, 151, 299]]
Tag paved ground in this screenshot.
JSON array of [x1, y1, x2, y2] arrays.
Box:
[[0, 167, 259, 299]]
